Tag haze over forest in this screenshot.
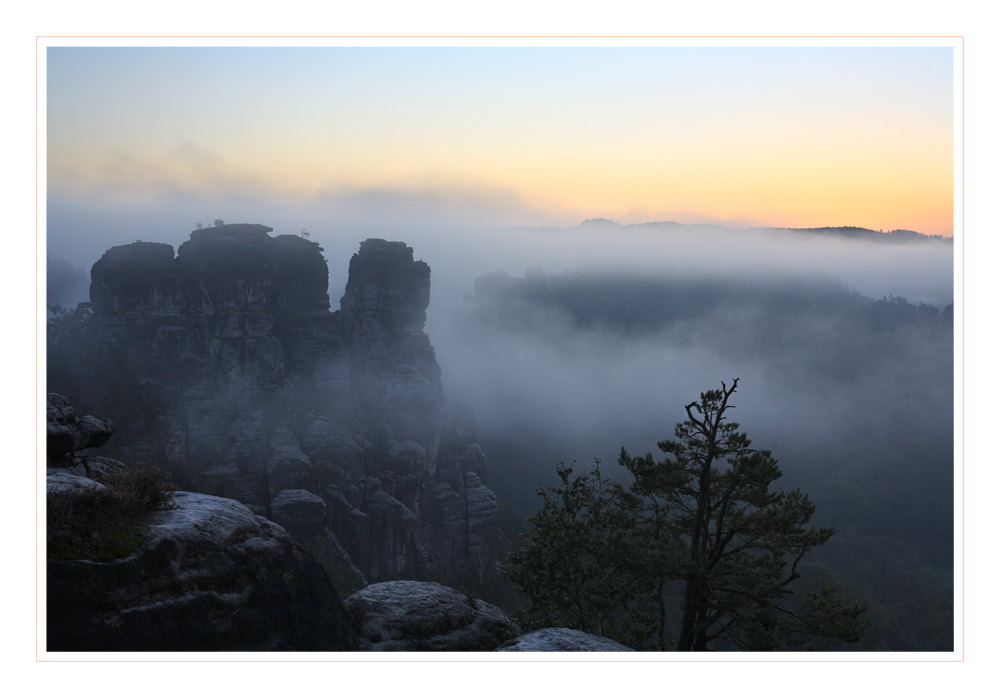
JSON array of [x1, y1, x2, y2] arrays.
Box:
[[47, 215, 955, 480]]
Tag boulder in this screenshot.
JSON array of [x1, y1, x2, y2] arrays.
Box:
[[47, 482, 355, 652], [46, 469, 107, 495], [46, 393, 115, 464], [269, 488, 326, 543], [497, 628, 635, 652], [344, 581, 520, 651]]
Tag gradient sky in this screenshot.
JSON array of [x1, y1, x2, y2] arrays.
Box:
[[47, 47, 954, 235]]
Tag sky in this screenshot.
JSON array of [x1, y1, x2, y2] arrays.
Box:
[[46, 46, 954, 236]]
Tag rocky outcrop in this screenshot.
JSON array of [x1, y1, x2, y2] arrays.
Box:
[[54, 225, 505, 582], [46, 395, 356, 651], [47, 482, 355, 651], [344, 581, 521, 651], [270, 488, 327, 542], [46, 393, 115, 466], [496, 628, 635, 652]]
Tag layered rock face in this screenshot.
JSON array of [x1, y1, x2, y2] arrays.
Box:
[[66, 225, 504, 582]]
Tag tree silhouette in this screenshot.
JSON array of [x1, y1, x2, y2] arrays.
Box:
[[619, 379, 869, 650], [506, 380, 870, 651]]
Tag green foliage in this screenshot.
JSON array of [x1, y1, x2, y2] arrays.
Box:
[[503, 460, 662, 649], [505, 381, 871, 651], [793, 445, 954, 651], [47, 465, 177, 562], [621, 379, 869, 650]]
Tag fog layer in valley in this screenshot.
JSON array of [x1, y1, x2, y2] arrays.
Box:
[[47, 203, 955, 504], [423, 223, 953, 507], [407, 219, 953, 651]]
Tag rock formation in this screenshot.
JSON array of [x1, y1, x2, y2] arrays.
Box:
[[46, 392, 123, 478], [53, 224, 505, 582], [46, 392, 115, 466], [343, 580, 520, 651], [496, 628, 635, 652], [48, 486, 356, 652], [46, 393, 355, 652]]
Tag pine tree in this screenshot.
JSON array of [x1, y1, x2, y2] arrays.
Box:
[[505, 380, 870, 651], [619, 379, 869, 650]]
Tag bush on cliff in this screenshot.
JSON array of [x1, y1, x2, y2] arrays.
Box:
[[48, 465, 177, 562]]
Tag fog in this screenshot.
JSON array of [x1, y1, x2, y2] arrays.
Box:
[[47, 194, 953, 507], [47, 193, 953, 307]]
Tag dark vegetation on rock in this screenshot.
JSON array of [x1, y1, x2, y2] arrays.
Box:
[[47, 463, 176, 563], [48, 489, 357, 651]]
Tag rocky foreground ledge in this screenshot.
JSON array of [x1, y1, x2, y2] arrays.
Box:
[[47, 478, 356, 652], [47, 471, 632, 652], [45, 394, 633, 652]]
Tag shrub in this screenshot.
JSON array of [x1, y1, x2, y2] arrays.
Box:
[[47, 465, 177, 563]]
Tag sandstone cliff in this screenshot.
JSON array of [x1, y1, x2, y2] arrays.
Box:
[[46, 393, 356, 652], [52, 224, 505, 582]]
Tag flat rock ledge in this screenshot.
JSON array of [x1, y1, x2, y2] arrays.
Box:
[[47, 481, 355, 652], [344, 580, 521, 651], [497, 628, 635, 652]]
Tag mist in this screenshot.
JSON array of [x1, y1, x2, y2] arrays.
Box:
[[47, 190, 952, 297], [47, 192, 953, 501]]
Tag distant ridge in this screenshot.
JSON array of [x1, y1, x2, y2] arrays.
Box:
[[572, 219, 951, 244], [755, 225, 952, 244]]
